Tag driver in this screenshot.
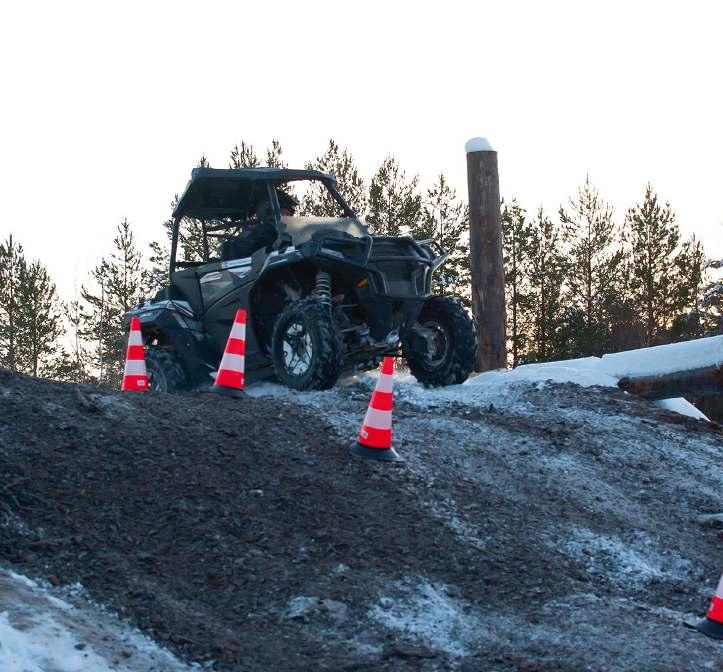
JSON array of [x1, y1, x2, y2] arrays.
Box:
[[277, 190, 298, 217], [220, 190, 298, 260]]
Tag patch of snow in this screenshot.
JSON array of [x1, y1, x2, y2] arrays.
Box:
[[655, 398, 709, 421], [243, 381, 289, 398], [465, 137, 493, 153], [369, 579, 481, 656], [0, 611, 114, 672], [282, 596, 348, 624], [245, 336, 720, 427], [0, 568, 196, 672], [465, 358, 619, 389], [283, 596, 319, 620], [0, 513, 33, 537], [563, 528, 690, 588], [600, 335, 723, 378], [6, 571, 37, 589]]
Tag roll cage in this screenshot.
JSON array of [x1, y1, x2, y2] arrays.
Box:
[[168, 168, 356, 280]]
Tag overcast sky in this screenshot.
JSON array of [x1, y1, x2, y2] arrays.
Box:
[[1, 0, 721, 297]]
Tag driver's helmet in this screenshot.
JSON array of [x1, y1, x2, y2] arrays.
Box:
[[277, 190, 299, 215], [253, 190, 299, 219]]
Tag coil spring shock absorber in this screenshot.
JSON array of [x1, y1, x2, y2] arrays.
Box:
[[314, 270, 332, 309]]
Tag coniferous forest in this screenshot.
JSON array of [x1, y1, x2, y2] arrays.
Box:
[[0, 138, 721, 386]]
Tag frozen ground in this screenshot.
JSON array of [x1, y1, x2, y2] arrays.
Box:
[[1, 353, 721, 671], [245, 363, 723, 670]]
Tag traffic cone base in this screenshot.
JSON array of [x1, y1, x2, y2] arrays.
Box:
[[696, 616, 723, 640], [695, 575, 723, 640], [350, 441, 402, 462], [350, 357, 401, 462], [211, 383, 245, 398]]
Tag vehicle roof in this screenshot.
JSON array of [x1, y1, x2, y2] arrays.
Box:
[[172, 167, 336, 219]]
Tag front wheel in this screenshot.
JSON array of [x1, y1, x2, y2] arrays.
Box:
[[145, 347, 189, 393], [270, 298, 343, 390], [405, 296, 477, 387]]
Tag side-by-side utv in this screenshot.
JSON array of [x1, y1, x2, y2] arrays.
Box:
[[128, 167, 476, 391]]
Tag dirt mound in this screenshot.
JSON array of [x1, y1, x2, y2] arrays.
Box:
[[0, 370, 721, 671]]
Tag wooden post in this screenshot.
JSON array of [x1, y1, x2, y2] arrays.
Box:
[[466, 137, 507, 371]]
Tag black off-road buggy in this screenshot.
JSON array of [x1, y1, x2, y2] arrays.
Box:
[[129, 167, 476, 391]]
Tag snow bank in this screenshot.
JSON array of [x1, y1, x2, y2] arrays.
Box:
[[465, 357, 618, 389], [246, 336, 719, 422], [655, 398, 710, 421], [0, 568, 194, 672], [462, 336, 719, 420], [600, 335, 723, 378], [470, 336, 722, 390]]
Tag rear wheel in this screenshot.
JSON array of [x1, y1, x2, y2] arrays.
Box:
[[145, 347, 188, 393], [405, 296, 476, 386], [271, 298, 343, 390]]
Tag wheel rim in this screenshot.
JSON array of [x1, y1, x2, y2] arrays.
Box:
[[421, 320, 450, 368], [281, 321, 313, 377], [147, 364, 166, 392]]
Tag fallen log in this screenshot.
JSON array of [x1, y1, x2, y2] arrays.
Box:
[[617, 364, 723, 400]]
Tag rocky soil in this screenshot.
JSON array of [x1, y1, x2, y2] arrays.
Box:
[[0, 369, 721, 671]]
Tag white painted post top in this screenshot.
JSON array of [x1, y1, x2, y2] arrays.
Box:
[[465, 137, 494, 153]]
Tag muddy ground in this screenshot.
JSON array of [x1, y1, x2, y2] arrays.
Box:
[[0, 369, 721, 671]]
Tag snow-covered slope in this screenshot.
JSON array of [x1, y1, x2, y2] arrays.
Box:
[[0, 569, 194, 672]]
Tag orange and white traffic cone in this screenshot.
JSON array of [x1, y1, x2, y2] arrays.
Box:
[[121, 317, 149, 392], [211, 308, 246, 398], [350, 356, 402, 462], [696, 573, 723, 639]]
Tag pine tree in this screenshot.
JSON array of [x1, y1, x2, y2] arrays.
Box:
[[670, 234, 708, 340], [605, 253, 645, 352], [0, 236, 66, 377], [367, 156, 421, 236], [301, 139, 367, 217], [144, 235, 171, 295], [229, 141, 259, 169], [411, 174, 470, 304], [150, 154, 212, 272], [48, 296, 92, 383], [266, 139, 287, 168], [0, 235, 26, 371], [525, 208, 568, 361], [81, 220, 144, 386], [559, 177, 623, 356], [501, 200, 533, 366], [701, 254, 722, 335], [15, 260, 64, 376], [179, 156, 216, 262], [622, 184, 680, 345]]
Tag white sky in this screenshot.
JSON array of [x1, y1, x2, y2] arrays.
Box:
[[1, 0, 721, 298]]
